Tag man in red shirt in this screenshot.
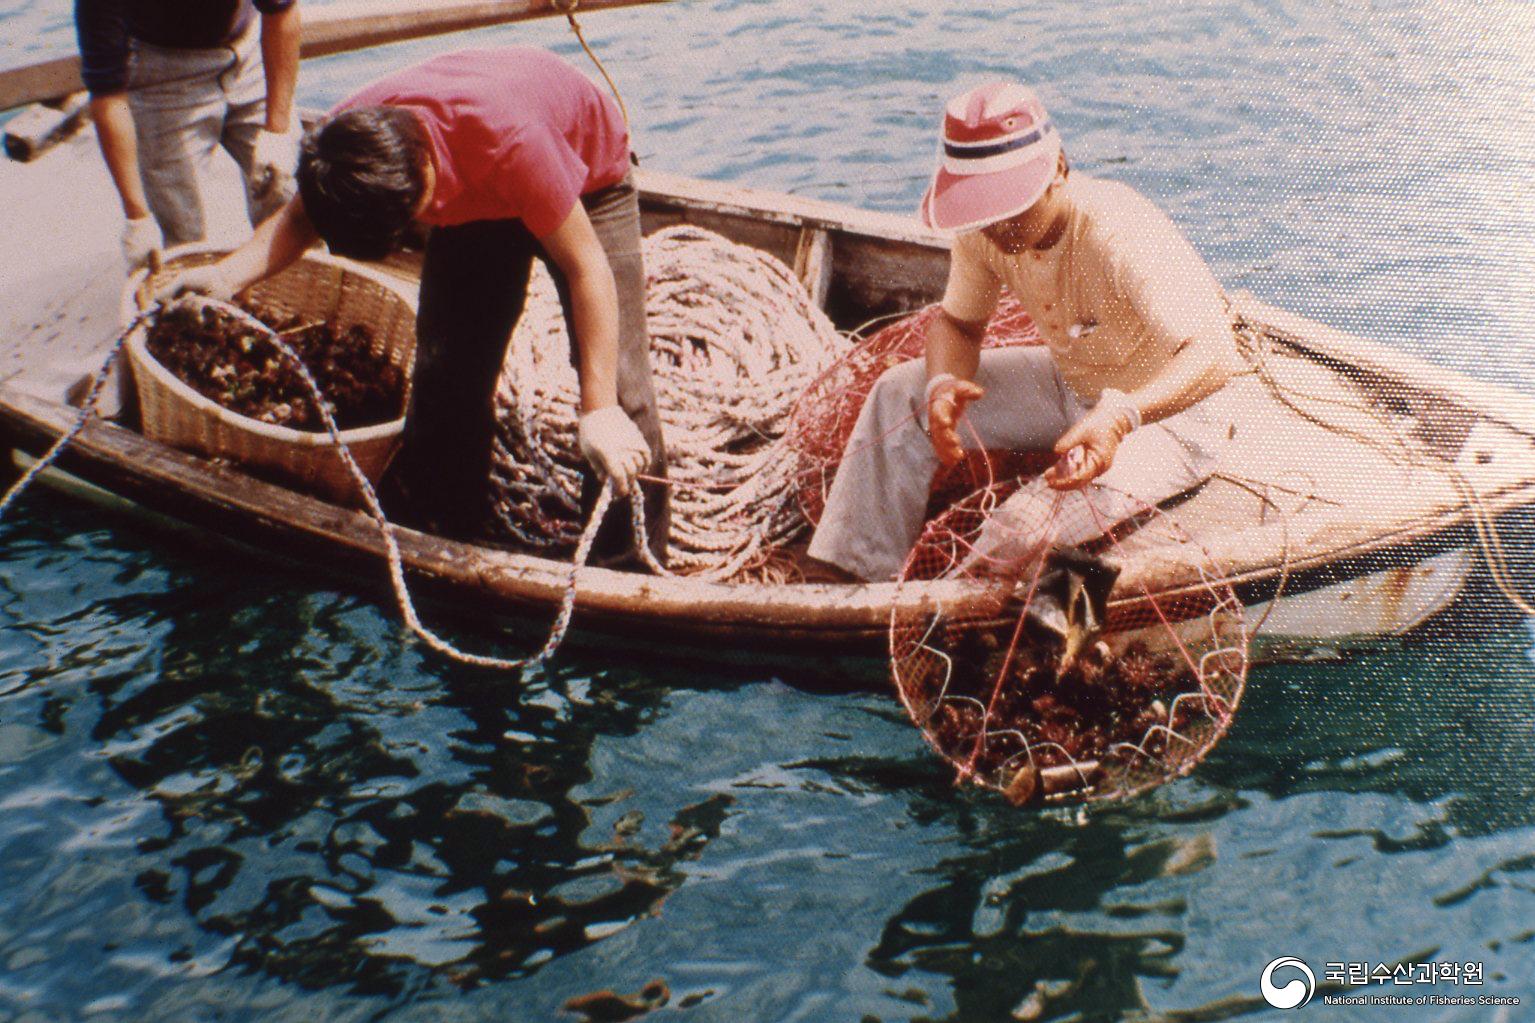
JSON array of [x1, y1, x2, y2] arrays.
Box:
[[162, 47, 668, 558]]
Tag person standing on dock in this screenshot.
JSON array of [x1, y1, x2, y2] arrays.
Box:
[[74, 0, 302, 268], [157, 46, 669, 561], [807, 79, 1244, 582]]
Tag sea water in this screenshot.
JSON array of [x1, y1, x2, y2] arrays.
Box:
[[1, 2, 1533, 1020]]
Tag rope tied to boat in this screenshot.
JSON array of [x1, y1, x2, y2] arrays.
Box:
[[1236, 316, 1535, 618], [0, 297, 610, 674]]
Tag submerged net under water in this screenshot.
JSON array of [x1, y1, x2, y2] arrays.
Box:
[[891, 480, 1249, 804]]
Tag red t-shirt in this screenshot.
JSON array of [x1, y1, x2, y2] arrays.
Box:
[[338, 47, 630, 238]]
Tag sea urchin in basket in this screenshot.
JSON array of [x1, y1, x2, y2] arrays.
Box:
[[123, 247, 417, 505]]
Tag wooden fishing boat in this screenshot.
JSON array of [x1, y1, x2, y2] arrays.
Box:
[[3, 3, 1533, 663]]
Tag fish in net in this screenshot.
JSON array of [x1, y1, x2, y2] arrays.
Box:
[[890, 476, 1249, 805]]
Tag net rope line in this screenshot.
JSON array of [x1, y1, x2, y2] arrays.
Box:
[[488, 225, 852, 581], [0, 298, 612, 673], [1238, 318, 1535, 617], [957, 493, 1060, 782]]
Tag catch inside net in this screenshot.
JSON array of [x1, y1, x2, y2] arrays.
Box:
[[890, 476, 1250, 805]]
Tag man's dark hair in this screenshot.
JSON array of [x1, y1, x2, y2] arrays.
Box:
[[296, 107, 428, 261]]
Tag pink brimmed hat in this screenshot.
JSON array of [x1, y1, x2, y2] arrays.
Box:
[[920, 80, 1062, 233]]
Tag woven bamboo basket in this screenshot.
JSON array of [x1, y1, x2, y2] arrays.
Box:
[[122, 244, 416, 506]]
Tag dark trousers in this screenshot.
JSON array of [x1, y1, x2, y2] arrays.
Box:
[[393, 172, 670, 560]]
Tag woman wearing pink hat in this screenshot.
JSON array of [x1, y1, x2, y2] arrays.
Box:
[[807, 79, 1247, 581]]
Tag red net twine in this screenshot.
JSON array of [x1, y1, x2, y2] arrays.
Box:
[[889, 478, 1249, 806], [788, 297, 1041, 527]]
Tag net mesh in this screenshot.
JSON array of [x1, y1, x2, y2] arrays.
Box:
[[787, 297, 1040, 527], [890, 477, 1249, 805]]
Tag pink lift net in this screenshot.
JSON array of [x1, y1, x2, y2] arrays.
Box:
[[890, 479, 1250, 805], [789, 297, 1041, 527], [787, 300, 1249, 805]]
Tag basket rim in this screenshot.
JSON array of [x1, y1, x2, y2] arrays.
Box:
[[122, 243, 413, 447]]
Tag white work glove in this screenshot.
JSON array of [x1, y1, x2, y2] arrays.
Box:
[[121, 215, 161, 271], [250, 125, 301, 204], [151, 263, 239, 306], [577, 406, 650, 496]]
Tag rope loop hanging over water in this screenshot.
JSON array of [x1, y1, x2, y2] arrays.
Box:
[[0, 297, 608, 674], [189, 298, 609, 673]]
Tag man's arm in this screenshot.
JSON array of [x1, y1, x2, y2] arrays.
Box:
[[1046, 192, 1238, 490], [540, 203, 620, 413], [1045, 333, 1236, 490], [89, 93, 149, 220], [258, 4, 300, 134], [925, 308, 984, 384], [1125, 336, 1237, 425], [540, 202, 650, 494], [923, 233, 1001, 466], [923, 309, 987, 466], [75, 1, 148, 221], [156, 195, 319, 300], [1043, 333, 1234, 488]]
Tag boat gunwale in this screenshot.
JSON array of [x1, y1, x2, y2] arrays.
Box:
[[2, 172, 1533, 650]]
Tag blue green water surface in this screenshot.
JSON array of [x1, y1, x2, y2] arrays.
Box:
[[3, 2, 1535, 1020]]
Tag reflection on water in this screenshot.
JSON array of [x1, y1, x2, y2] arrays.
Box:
[[3, 494, 1533, 1021], [4, 0, 1535, 1019]]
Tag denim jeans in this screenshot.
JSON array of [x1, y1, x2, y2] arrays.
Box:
[[126, 19, 291, 245], [397, 171, 670, 560]]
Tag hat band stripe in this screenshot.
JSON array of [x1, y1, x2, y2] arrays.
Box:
[[943, 121, 1054, 161], [940, 132, 1057, 177]]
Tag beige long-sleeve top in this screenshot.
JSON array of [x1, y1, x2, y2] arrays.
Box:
[[941, 175, 1236, 404]]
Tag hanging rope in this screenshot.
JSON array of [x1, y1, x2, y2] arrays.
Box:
[[0, 311, 147, 520], [2, 297, 611, 673], [201, 297, 615, 671], [553, 0, 631, 128], [489, 225, 850, 580]]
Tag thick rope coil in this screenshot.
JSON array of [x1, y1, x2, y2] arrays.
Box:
[[489, 225, 850, 580]]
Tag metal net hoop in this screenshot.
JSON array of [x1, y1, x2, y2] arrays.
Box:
[[889, 477, 1250, 805]]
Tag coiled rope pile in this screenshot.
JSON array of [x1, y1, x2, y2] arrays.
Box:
[[489, 225, 850, 580]]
